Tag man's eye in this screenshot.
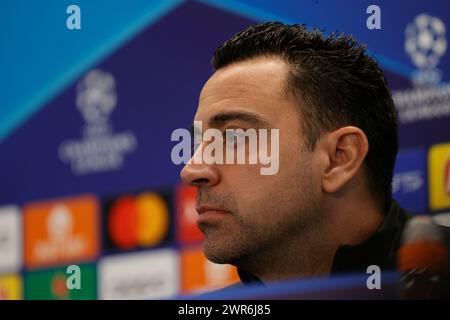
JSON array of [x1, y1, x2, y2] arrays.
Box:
[[224, 131, 245, 145]]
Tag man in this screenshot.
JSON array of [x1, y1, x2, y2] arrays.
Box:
[[180, 22, 409, 285]]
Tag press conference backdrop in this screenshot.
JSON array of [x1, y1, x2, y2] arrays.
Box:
[[0, 0, 449, 299]]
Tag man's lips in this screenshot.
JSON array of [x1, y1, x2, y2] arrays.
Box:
[[196, 205, 231, 214], [196, 206, 231, 223]]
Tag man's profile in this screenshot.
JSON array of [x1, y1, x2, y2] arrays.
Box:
[[180, 22, 409, 285]]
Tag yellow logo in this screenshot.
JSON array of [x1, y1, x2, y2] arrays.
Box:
[[428, 143, 450, 210], [0, 274, 22, 300]]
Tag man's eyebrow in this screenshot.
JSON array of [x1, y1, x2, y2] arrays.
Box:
[[189, 111, 269, 134], [207, 110, 269, 128]]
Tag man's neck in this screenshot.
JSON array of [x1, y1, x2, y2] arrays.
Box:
[[236, 199, 385, 283], [236, 222, 337, 283]]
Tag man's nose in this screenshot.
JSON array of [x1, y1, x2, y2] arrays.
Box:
[[180, 157, 220, 188]]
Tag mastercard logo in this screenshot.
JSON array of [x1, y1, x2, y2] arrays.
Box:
[[108, 192, 170, 249]]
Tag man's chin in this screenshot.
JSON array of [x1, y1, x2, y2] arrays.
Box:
[[202, 239, 240, 265]]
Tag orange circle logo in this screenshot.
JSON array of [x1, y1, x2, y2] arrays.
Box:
[[108, 193, 169, 249]]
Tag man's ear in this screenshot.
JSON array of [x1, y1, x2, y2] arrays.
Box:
[[321, 126, 369, 193]]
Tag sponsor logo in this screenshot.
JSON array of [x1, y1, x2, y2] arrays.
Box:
[[393, 170, 423, 194], [0, 205, 22, 273], [405, 13, 447, 85], [445, 157, 450, 196], [58, 69, 138, 175], [428, 143, 450, 210], [392, 15, 450, 125], [176, 185, 203, 244], [98, 249, 179, 299], [24, 264, 96, 300], [392, 149, 427, 213], [0, 274, 22, 300], [181, 247, 239, 294], [103, 191, 172, 251], [24, 195, 99, 268]]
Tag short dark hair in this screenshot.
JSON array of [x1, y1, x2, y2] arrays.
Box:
[[212, 22, 398, 210]]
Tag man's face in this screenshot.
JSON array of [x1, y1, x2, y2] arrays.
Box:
[[180, 57, 323, 265]]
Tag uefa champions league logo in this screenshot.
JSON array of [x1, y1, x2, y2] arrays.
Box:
[[58, 69, 137, 175], [405, 14, 447, 86], [393, 14, 450, 125], [76, 69, 117, 126]]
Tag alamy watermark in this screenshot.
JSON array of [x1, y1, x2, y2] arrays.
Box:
[[366, 265, 381, 290], [66, 5, 81, 30], [66, 264, 81, 290], [171, 121, 280, 175]]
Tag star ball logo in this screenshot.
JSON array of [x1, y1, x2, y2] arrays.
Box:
[[76, 69, 117, 126], [405, 13, 447, 85], [393, 14, 450, 125], [58, 69, 138, 175]]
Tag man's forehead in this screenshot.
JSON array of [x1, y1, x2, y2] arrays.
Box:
[[196, 57, 291, 123], [201, 57, 289, 97]]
